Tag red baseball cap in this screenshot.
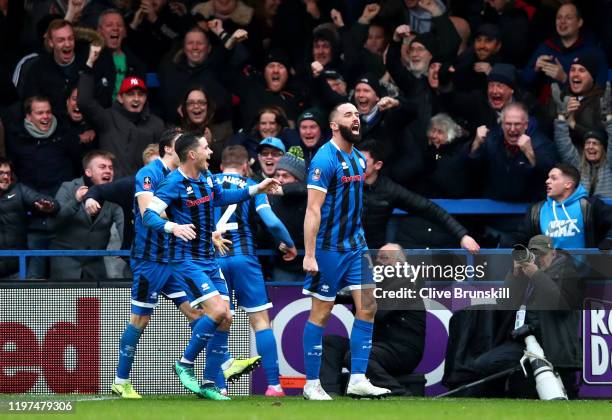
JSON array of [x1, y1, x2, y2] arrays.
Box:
[[119, 76, 147, 95]]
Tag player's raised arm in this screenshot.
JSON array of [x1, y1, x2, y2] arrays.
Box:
[[211, 172, 282, 206], [303, 188, 326, 274], [255, 193, 297, 260]]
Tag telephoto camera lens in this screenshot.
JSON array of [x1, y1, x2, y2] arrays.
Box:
[[512, 244, 535, 264]]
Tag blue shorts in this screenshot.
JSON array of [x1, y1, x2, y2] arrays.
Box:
[[171, 260, 229, 308], [218, 255, 271, 313], [303, 248, 372, 301], [130, 258, 189, 315]]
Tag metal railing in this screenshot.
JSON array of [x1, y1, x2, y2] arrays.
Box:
[[2, 198, 610, 280]]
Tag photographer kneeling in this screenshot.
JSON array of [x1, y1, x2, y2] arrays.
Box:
[[447, 235, 582, 398]]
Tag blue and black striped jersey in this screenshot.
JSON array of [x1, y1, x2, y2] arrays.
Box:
[[149, 168, 251, 261], [131, 158, 171, 262], [307, 140, 367, 252], [213, 173, 270, 257]]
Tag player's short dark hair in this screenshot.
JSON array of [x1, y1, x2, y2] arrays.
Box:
[[174, 132, 201, 162], [23, 95, 52, 115], [222, 145, 249, 168], [554, 163, 580, 190], [329, 102, 354, 123], [158, 127, 182, 157], [82, 150, 116, 170], [358, 139, 384, 163]]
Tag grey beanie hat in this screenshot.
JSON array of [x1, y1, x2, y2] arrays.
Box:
[[276, 153, 306, 182]]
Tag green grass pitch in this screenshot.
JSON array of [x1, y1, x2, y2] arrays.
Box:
[[1, 395, 611, 420]]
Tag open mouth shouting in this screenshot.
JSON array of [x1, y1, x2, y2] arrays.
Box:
[[269, 72, 283, 90], [583, 140, 602, 162], [127, 99, 142, 112], [262, 157, 275, 173], [38, 117, 52, 131], [568, 67, 591, 94], [489, 93, 505, 109], [355, 97, 372, 114], [69, 103, 83, 121], [108, 33, 121, 48], [569, 76, 583, 93], [189, 107, 205, 123], [60, 47, 74, 63]]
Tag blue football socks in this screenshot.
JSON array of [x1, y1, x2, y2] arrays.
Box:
[[256, 328, 280, 386], [116, 323, 143, 380], [182, 315, 219, 363], [204, 330, 229, 383], [303, 321, 325, 380], [350, 319, 373, 374]]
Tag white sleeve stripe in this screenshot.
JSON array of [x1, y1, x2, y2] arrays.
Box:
[[130, 299, 157, 308], [135, 191, 153, 198], [307, 185, 327, 193], [147, 196, 168, 214], [255, 204, 271, 212]]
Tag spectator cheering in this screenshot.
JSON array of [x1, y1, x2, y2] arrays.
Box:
[[78, 43, 164, 178], [0, 157, 59, 279], [50, 150, 123, 280]]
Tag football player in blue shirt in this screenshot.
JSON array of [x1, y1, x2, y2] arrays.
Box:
[[113, 128, 197, 399], [213, 145, 297, 397], [302, 103, 391, 400], [143, 132, 279, 400]]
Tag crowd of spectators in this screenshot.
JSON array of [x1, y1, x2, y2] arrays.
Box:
[[1, 0, 612, 280]]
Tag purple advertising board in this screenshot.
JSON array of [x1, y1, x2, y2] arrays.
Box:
[[251, 286, 612, 398], [582, 299, 612, 394]]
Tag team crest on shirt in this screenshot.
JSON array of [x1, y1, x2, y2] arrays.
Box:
[[143, 176, 152, 190], [186, 185, 194, 195], [341, 161, 349, 170], [312, 168, 322, 181], [359, 158, 366, 169], [207, 177, 213, 188]]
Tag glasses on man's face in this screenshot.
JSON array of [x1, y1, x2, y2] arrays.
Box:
[[259, 151, 283, 158], [0, 170, 11, 177], [186, 100, 207, 107]]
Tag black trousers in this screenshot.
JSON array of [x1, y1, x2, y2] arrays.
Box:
[[320, 335, 420, 396]]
